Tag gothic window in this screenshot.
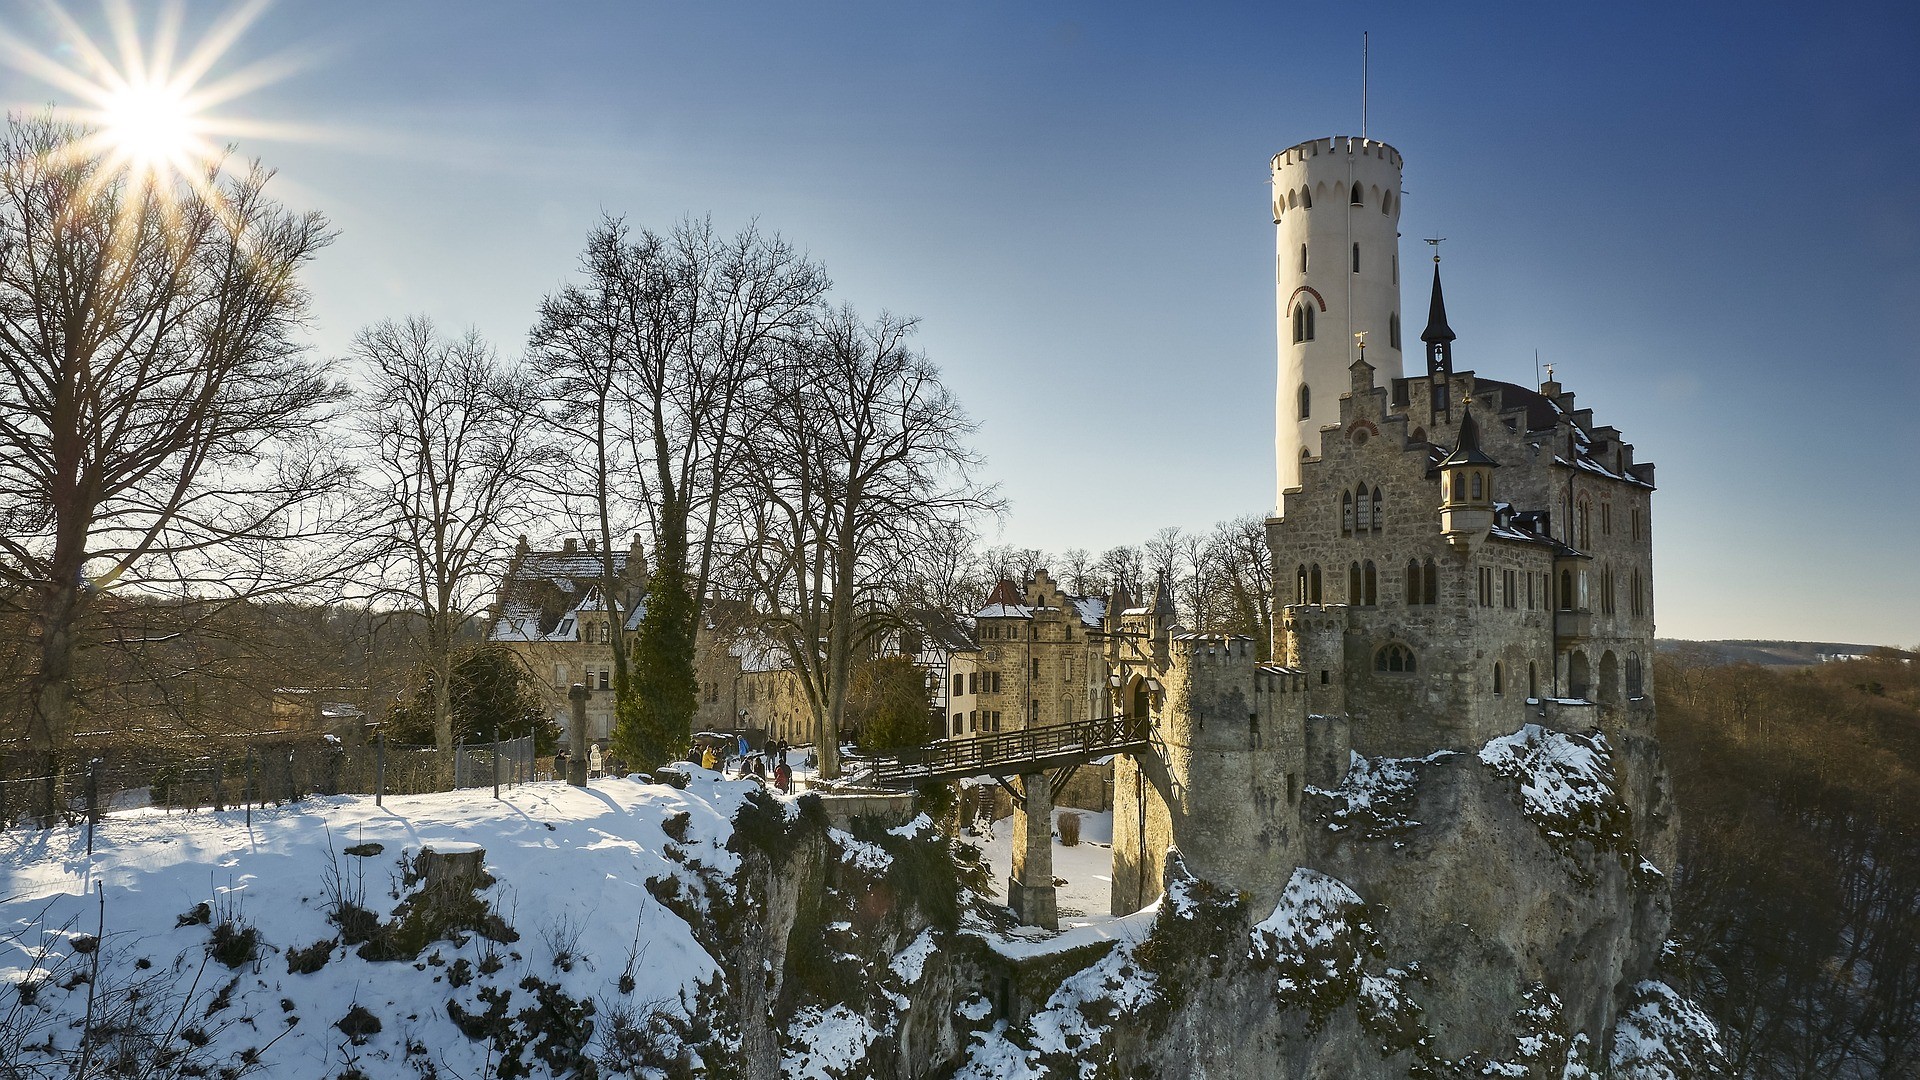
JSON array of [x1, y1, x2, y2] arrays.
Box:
[[1559, 569, 1574, 611], [1350, 182, 1364, 205], [1627, 655, 1644, 696], [1389, 312, 1400, 350], [1409, 426, 1426, 444], [1364, 561, 1378, 606], [1470, 472, 1484, 500], [1601, 503, 1612, 535], [1342, 490, 1355, 534], [1424, 559, 1437, 605], [1577, 498, 1592, 548], [1371, 487, 1383, 532], [1349, 562, 1363, 604], [1300, 243, 1308, 273], [1451, 471, 1466, 502], [1299, 382, 1311, 418], [1354, 484, 1370, 532], [1352, 242, 1361, 273], [1494, 663, 1504, 695], [1310, 563, 1323, 604], [1301, 188, 1312, 209], [1383, 190, 1393, 215], [1297, 564, 1308, 604], [1405, 558, 1422, 605], [1373, 643, 1417, 673]]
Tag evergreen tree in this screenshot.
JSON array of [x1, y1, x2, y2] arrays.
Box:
[[848, 656, 936, 753], [615, 560, 699, 768]]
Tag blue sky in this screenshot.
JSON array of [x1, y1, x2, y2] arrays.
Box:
[[5, 1, 1917, 646]]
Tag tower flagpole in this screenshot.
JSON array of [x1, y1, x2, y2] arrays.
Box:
[[1362, 31, 1369, 140]]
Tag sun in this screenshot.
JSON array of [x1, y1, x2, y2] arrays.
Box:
[[0, 0, 308, 197], [99, 77, 201, 172]]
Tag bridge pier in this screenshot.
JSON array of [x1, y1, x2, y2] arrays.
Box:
[[1007, 771, 1058, 930]]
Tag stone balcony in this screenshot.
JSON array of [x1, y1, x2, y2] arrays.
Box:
[[1555, 609, 1594, 641]]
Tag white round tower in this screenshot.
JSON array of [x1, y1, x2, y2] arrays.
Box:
[[1272, 136, 1405, 508]]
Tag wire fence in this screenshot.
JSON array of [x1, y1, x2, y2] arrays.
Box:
[[0, 732, 546, 833]]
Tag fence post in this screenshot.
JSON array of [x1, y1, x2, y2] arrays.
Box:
[[85, 758, 101, 858], [376, 731, 385, 808], [245, 746, 254, 828], [286, 749, 297, 805], [492, 723, 501, 801]]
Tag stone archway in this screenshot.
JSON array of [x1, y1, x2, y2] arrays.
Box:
[[1598, 650, 1620, 704], [1568, 652, 1592, 700]]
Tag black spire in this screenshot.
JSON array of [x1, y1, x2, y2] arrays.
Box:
[[1421, 263, 1456, 346], [1421, 260, 1456, 424], [1438, 401, 1498, 469]]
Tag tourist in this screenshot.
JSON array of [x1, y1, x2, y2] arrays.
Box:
[[775, 758, 792, 794]]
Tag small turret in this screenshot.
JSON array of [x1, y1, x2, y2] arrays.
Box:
[[1438, 402, 1498, 548]]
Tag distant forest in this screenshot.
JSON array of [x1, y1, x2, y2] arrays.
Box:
[[1659, 648, 1920, 1078]]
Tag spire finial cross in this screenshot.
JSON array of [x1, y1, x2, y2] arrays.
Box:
[[1354, 330, 1368, 358], [1424, 236, 1446, 263], [1543, 362, 1555, 382]]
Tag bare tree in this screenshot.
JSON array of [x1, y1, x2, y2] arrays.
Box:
[[0, 117, 347, 819], [1093, 545, 1145, 600], [532, 217, 826, 769], [1198, 514, 1274, 654], [1061, 548, 1096, 595], [356, 318, 543, 777], [735, 307, 994, 779]]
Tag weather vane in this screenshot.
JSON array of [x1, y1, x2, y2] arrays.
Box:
[[1544, 363, 1555, 381], [1354, 330, 1368, 359], [1424, 236, 1445, 263]]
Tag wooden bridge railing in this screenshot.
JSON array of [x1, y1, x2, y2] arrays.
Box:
[[865, 713, 1149, 787]]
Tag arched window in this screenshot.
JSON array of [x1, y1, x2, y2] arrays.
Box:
[[1493, 663, 1504, 695], [1409, 426, 1426, 444], [1364, 560, 1378, 606], [1351, 183, 1364, 205], [1299, 243, 1308, 273], [1559, 570, 1574, 611], [1309, 563, 1323, 604], [1370, 487, 1383, 532], [1627, 654, 1644, 697], [1342, 490, 1355, 534], [1301, 188, 1312, 209], [1354, 484, 1369, 532], [1423, 558, 1437, 605], [1577, 498, 1592, 548], [1351, 242, 1361, 273], [1405, 558, 1423, 605], [1292, 303, 1305, 344], [1303, 303, 1315, 341], [1451, 472, 1466, 502], [1349, 562, 1363, 604], [1297, 564, 1308, 605], [1389, 312, 1400, 350], [1470, 472, 1484, 500], [1373, 643, 1416, 673]]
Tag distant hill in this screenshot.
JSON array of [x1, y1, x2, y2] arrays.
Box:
[[1657, 639, 1917, 667]]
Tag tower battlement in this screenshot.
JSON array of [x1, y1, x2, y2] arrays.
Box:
[[1270, 135, 1403, 171]]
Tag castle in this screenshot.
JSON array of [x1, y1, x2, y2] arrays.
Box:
[[1108, 135, 1658, 915]]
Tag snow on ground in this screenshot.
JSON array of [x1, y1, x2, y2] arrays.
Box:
[[974, 809, 1114, 920], [0, 765, 765, 1078]]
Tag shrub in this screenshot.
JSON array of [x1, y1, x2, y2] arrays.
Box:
[[1058, 811, 1082, 847]]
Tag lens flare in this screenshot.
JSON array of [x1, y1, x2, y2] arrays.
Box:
[[0, 0, 310, 204]]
